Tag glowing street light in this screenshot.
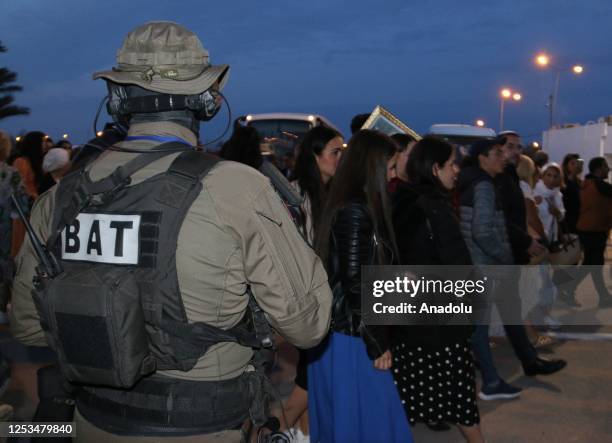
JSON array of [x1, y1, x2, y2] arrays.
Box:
[[15, 136, 21, 142], [535, 53, 550, 67], [533, 52, 585, 127], [475, 119, 485, 127], [499, 88, 523, 132], [62, 133, 69, 139], [96, 131, 104, 137]]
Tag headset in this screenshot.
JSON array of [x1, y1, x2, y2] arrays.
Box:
[[92, 83, 232, 153], [106, 82, 221, 123]]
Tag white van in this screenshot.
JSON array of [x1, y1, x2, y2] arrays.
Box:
[[428, 124, 496, 148], [238, 113, 342, 158]]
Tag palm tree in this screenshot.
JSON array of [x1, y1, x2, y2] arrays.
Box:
[[0, 41, 29, 120]]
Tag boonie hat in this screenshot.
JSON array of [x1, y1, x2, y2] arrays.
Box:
[[93, 21, 229, 95]]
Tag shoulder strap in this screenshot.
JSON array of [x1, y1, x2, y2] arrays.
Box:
[[167, 150, 220, 183], [47, 142, 191, 249]]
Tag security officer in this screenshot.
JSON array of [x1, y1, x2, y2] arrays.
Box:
[[10, 21, 332, 442]]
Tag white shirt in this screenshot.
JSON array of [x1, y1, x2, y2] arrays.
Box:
[[519, 180, 535, 202], [534, 180, 565, 241]]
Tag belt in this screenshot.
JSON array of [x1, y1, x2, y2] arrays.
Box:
[[76, 374, 251, 436]]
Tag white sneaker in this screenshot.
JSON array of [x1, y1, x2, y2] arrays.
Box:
[[279, 428, 310, 443], [295, 429, 310, 443]]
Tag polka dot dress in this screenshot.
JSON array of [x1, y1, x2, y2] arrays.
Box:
[[392, 340, 480, 427]]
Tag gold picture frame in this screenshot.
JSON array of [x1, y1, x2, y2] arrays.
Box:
[[361, 105, 421, 141]]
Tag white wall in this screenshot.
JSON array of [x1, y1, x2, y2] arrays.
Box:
[[542, 122, 610, 165]]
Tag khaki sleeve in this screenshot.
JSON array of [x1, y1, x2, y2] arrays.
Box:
[[214, 175, 332, 349], [9, 189, 55, 346]]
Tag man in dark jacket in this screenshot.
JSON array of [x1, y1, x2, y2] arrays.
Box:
[[492, 132, 566, 378], [495, 132, 546, 263]]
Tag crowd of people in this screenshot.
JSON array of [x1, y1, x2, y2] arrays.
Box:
[[215, 115, 612, 442], [1, 20, 611, 443], [2, 112, 612, 443]]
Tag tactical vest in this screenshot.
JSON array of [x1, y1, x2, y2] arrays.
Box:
[[32, 144, 272, 433]]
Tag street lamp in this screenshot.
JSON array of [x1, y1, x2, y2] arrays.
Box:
[[475, 119, 485, 127], [572, 65, 583, 74], [534, 52, 584, 127], [499, 88, 522, 132], [535, 54, 550, 67]]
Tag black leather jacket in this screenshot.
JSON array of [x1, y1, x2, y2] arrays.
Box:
[[327, 201, 390, 360]]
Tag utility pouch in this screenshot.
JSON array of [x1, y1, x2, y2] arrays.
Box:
[[34, 264, 155, 388]]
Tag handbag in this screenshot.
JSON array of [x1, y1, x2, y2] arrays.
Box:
[[527, 225, 549, 265], [548, 217, 581, 265], [549, 233, 581, 265]]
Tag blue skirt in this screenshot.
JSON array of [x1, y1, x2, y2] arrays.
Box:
[[308, 332, 413, 443]]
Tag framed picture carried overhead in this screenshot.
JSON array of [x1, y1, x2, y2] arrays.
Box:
[[361, 106, 421, 141]]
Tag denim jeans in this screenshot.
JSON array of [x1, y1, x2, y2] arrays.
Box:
[[471, 275, 538, 386], [472, 322, 500, 386]]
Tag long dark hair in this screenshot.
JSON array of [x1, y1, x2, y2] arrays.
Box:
[[219, 126, 263, 169], [11, 131, 45, 187], [315, 130, 398, 264], [562, 153, 580, 180], [292, 125, 341, 234], [407, 136, 454, 190]]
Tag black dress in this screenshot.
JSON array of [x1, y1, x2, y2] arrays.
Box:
[[393, 342, 479, 426], [391, 182, 480, 427]]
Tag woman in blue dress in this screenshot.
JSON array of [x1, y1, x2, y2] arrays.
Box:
[[308, 130, 413, 443]]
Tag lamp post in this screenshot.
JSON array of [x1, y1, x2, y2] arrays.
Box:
[[534, 53, 584, 128], [499, 88, 522, 132]]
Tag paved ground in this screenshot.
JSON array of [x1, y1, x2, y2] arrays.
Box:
[[409, 327, 612, 442]]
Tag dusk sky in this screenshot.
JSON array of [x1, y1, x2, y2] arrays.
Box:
[[2, 0, 611, 145]]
